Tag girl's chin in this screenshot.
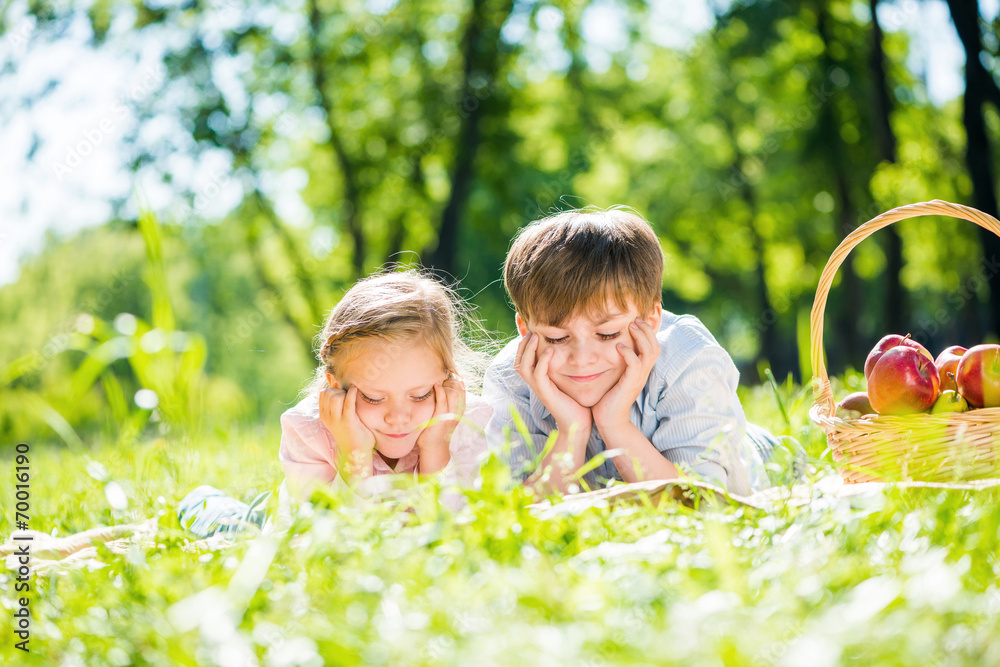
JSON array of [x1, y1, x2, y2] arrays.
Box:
[[375, 436, 418, 460]]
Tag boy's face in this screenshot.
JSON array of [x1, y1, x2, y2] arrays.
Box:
[[516, 302, 662, 408]]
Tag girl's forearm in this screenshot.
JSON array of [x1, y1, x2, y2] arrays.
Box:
[[338, 446, 374, 483], [418, 442, 451, 475]]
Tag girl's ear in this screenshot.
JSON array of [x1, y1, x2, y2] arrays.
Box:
[[515, 313, 529, 337], [325, 372, 340, 389]]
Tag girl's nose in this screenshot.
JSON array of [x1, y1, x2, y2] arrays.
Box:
[[385, 403, 410, 425]]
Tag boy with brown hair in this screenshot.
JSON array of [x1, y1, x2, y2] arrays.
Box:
[[483, 207, 771, 496]]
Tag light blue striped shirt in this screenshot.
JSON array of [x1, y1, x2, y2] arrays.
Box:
[[482, 311, 767, 496]]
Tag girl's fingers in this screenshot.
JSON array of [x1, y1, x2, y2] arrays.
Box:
[[345, 384, 359, 419], [453, 381, 466, 417], [433, 382, 447, 417]]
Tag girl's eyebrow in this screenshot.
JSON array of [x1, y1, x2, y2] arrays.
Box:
[[353, 383, 435, 395]]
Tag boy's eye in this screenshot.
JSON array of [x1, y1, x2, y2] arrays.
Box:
[[544, 336, 568, 344], [412, 389, 434, 401], [598, 332, 621, 341], [359, 393, 384, 405]]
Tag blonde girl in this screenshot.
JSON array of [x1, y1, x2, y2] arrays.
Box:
[[279, 270, 492, 497], [178, 270, 492, 536]]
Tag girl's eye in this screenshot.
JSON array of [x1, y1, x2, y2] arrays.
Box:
[[359, 393, 384, 405], [412, 390, 434, 402], [544, 336, 568, 345], [598, 332, 621, 341]]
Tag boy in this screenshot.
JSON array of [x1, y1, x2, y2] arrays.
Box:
[[482, 207, 770, 496]]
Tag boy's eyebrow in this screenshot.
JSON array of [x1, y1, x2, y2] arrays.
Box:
[[537, 312, 626, 329], [593, 312, 626, 325]]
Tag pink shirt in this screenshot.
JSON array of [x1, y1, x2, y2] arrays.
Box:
[[278, 392, 492, 494]]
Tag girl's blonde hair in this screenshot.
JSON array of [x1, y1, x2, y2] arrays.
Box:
[[305, 269, 491, 396]]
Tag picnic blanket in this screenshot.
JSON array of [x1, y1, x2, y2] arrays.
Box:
[[5, 475, 999, 573]]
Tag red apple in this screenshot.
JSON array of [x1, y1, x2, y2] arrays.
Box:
[[956, 344, 1000, 408], [864, 334, 934, 380], [836, 391, 875, 419], [934, 345, 967, 391], [867, 346, 940, 414]]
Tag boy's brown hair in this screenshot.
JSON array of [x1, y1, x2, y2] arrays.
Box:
[[504, 207, 664, 326]]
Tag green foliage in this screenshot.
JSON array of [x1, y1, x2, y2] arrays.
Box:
[[2, 383, 999, 666]]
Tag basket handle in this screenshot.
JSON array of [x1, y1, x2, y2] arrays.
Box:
[[810, 199, 1000, 417]]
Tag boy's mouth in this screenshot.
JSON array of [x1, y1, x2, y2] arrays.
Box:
[[566, 371, 605, 383], [381, 431, 411, 439]]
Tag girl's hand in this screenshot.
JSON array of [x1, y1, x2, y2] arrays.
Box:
[[593, 315, 660, 433], [515, 332, 592, 434], [319, 383, 376, 479], [416, 374, 466, 474]]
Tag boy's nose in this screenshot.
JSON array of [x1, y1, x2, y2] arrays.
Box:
[[566, 340, 599, 366]]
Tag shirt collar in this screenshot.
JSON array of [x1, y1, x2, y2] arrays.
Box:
[[372, 447, 420, 475]]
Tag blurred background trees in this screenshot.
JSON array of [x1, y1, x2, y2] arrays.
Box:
[[2, 0, 999, 445]]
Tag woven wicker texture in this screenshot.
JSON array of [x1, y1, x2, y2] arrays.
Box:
[[810, 200, 1000, 483]]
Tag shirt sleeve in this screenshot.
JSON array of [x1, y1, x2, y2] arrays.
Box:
[[650, 339, 749, 495], [278, 406, 339, 497], [482, 347, 555, 484], [437, 397, 493, 488]]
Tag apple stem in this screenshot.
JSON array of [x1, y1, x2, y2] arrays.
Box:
[[947, 371, 959, 393]]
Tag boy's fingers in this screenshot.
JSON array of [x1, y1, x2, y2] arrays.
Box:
[[514, 333, 531, 371], [517, 334, 538, 379], [632, 318, 659, 361], [630, 321, 653, 359], [534, 345, 554, 385], [618, 342, 640, 366]]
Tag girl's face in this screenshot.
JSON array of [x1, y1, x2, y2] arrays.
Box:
[[336, 340, 449, 461]]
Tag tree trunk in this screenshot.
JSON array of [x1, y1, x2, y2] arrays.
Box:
[[868, 0, 906, 335], [946, 0, 1000, 337], [721, 118, 786, 378], [426, 0, 514, 276], [816, 4, 863, 370], [307, 0, 365, 276]]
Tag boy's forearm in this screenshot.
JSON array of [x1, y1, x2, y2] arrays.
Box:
[[600, 421, 679, 484], [525, 421, 590, 495]]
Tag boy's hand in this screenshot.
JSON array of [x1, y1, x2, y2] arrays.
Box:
[[593, 316, 660, 434], [319, 384, 376, 478], [416, 375, 466, 474], [516, 332, 592, 433]]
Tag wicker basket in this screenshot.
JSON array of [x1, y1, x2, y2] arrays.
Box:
[[810, 199, 1000, 483]]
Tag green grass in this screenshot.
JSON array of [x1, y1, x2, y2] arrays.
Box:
[[2, 381, 1000, 666]]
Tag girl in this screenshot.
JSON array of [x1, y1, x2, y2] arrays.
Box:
[[279, 270, 492, 498], [178, 270, 492, 537]]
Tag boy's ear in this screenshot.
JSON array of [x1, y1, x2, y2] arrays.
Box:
[[325, 372, 340, 389], [515, 313, 529, 337], [646, 304, 663, 328]]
